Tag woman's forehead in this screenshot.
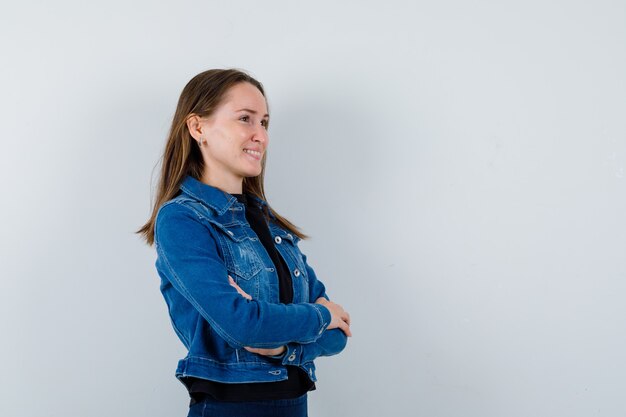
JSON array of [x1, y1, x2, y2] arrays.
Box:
[[222, 83, 268, 112]]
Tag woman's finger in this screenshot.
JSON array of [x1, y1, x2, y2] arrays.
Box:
[[340, 320, 352, 337], [236, 286, 252, 300], [228, 275, 252, 300], [340, 311, 350, 326]]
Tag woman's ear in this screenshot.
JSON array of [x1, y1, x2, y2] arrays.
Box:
[[186, 114, 204, 141]]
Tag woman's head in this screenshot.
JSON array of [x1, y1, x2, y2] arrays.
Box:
[[187, 80, 270, 192], [167, 68, 269, 189], [137, 68, 308, 245]]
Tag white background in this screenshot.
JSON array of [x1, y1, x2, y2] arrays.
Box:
[[1, 1, 625, 416]]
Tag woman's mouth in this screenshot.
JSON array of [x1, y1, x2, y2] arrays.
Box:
[[243, 149, 262, 160]]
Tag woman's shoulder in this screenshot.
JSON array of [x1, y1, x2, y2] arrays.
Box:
[[154, 196, 222, 243], [154, 196, 224, 251], [157, 195, 199, 220], [158, 192, 219, 220]]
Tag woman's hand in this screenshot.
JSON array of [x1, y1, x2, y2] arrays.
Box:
[[315, 297, 352, 337], [229, 275, 286, 357]]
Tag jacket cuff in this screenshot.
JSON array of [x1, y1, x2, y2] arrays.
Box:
[[281, 342, 302, 366], [311, 303, 331, 337]]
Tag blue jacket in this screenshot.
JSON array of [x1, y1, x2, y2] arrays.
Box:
[[154, 175, 348, 385]]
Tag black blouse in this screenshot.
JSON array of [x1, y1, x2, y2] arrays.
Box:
[[183, 192, 315, 404]]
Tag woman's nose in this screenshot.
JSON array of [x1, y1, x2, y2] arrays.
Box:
[[253, 125, 269, 144]]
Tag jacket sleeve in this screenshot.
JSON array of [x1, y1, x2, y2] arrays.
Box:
[[154, 202, 332, 350], [272, 250, 349, 366]]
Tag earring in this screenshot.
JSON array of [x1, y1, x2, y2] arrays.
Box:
[[198, 138, 203, 147]]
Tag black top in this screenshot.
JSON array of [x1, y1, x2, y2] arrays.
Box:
[[182, 192, 315, 404]]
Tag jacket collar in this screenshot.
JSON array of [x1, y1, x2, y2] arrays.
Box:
[[179, 175, 269, 216]]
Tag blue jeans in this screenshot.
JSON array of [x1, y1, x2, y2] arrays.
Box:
[[186, 393, 308, 417]]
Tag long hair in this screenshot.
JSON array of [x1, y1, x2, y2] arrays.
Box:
[[136, 68, 309, 246]]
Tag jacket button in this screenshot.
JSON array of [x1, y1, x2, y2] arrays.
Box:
[[288, 354, 296, 362], [294, 268, 300, 277], [274, 236, 282, 244]]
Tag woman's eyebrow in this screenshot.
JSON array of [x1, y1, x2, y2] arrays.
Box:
[[235, 108, 269, 118]]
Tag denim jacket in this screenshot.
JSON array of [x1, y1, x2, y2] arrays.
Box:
[[153, 175, 348, 385]]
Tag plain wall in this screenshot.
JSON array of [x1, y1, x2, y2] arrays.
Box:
[[1, 1, 625, 416]]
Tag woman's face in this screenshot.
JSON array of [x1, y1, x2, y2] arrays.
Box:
[[195, 82, 270, 189]]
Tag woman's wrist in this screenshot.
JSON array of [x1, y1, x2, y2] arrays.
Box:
[[269, 345, 287, 358]]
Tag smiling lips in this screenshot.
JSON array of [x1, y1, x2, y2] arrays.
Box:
[[243, 148, 262, 160]]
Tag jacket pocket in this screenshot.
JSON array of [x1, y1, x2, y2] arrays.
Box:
[[212, 222, 264, 280]]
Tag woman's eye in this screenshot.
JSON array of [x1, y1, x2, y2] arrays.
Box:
[[240, 115, 268, 129]]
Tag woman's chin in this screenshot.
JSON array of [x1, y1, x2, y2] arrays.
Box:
[[241, 167, 262, 178]]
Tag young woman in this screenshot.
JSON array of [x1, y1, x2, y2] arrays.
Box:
[[137, 68, 352, 417]]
